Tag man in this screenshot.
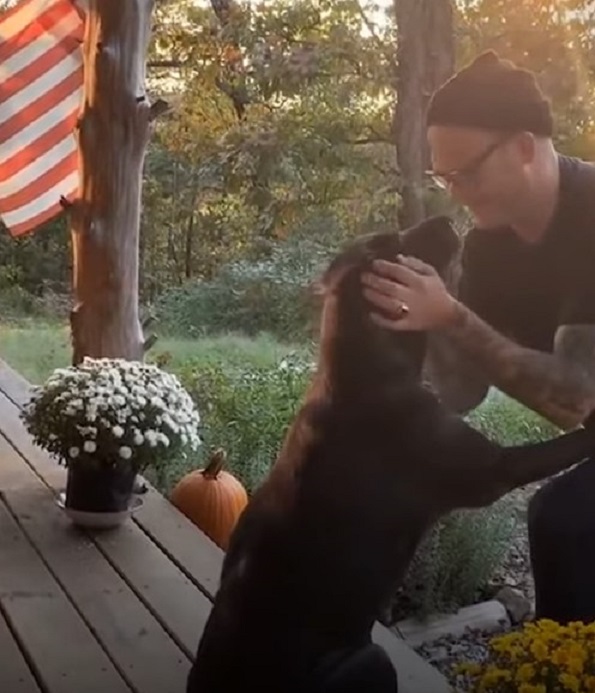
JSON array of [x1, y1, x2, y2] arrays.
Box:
[[361, 50, 595, 624]]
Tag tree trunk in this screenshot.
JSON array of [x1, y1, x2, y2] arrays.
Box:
[[423, 0, 455, 159], [394, 0, 454, 229], [69, 0, 156, 364]]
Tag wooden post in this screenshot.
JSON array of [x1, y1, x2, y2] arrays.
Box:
[[69, 0, 161, 364]]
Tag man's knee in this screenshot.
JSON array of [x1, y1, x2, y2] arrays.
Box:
[[527, 481, 556, 533], [528, 459, 595, 533], [312, 644, 398, 693], [527, 479, 566, 539]]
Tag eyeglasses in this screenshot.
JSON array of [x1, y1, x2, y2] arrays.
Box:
[[426, 133, 516, 190]]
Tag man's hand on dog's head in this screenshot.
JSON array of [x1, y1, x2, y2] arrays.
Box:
[[361, 255, 460, 333]]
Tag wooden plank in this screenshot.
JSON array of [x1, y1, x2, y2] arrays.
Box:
[[92, 518, 212, 657], [132, 486, 223, 600], [0, 358, 34, 407], [0, 499, 130, 693], [0, 389, 62, 488], [0, 435, 191, 693], [0, 390, 213, 658], [0, 607, 41, 693]]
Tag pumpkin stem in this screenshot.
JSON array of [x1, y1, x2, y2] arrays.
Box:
[[203, 448, 227, 479]]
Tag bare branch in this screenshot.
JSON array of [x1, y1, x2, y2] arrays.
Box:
[[149, 98, 171, 120], [143, 334, 159, 352]]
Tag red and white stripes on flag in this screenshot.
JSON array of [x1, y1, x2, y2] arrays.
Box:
[[0, 0, 85, 236]]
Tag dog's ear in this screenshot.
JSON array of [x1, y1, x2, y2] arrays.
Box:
[[400, 215, 460, 274], [363, 232, 402, 263], [320, 232, 403, 291]]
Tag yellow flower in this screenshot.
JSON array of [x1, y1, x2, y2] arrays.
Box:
[[565, 654, 585, 676], [551, 645, 569, 667], [478, 665, 511, 689], [518, 684, 546, 693], [460, 617, 595, 693], [559, 672, 580, 692], [529, 639, 549, 661], [516, 663, 536, 683]]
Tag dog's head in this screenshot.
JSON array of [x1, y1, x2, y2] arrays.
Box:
[[317, 216, 460, 388]]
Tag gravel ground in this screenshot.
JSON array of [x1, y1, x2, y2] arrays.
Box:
[[414, 622, 517, 692], [488, 482, 540, 603], [409, 482, 543, 691]]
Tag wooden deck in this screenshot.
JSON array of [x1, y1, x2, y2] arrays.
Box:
[[0, 358, 450, 693]]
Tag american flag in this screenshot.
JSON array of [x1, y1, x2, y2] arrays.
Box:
[[0, 0, 85, 236]]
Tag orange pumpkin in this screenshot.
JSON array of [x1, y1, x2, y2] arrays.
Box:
[[170, 449, 248, 550]]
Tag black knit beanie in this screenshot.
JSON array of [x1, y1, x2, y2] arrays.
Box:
[[426, 51, 554, 136]]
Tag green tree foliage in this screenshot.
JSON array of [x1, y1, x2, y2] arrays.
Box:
[[141, 0, 398, 296], [0, 218, 69, 295], [2, 0, 594, 303]]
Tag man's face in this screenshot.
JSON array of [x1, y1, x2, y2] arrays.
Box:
[[427, 125, 529, 230]]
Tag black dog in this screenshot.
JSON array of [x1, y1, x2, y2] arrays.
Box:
[[187, 216, 595, 693]]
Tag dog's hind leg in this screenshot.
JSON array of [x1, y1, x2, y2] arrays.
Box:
[[307, 643, 398, 693]]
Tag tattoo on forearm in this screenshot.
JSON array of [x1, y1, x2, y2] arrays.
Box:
[[444, 304, 595, 429]]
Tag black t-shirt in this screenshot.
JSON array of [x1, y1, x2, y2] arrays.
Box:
[[458, 155, 595, 352]]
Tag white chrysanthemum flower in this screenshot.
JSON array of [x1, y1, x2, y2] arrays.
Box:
[[78, 426, 97, 438], [150, 396, 166, 410], [83, 440, 97, 454], [22, 357, 201, 468], [145, 431, 158, 448], [119, 446, 132, 460]]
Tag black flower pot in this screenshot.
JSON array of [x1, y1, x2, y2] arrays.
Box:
[[65, 462, 136, 513]]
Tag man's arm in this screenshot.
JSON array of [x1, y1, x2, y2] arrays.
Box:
[[422, 248, 491, 415], [362, 253, 595, 429], [422, 332, 490, 414], [443, 304, 595, 430]]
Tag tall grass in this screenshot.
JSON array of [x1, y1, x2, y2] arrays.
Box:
[[0, 321, 312, 384]]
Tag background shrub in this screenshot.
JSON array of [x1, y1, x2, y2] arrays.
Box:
[[395, 499, 517, 619], [155, 226, 340, 342], [173, 352, 313, 493]]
